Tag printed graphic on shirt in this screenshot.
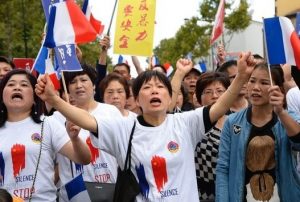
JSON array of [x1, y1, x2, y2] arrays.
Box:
[[135, 163, 150, 198], [31, 133, 42, 144], [11, 144, 26, 177], [75, 163, 83, 174], [167, 141, 179, 153], [0, 152, 4, 186], [71, 136, 113, 183], [86, 137, 99, 164], [151, 156, 168, 192], [233, 124, 242, 135]]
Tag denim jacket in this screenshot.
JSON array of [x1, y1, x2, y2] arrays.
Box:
[[216, 107, 300, 202]]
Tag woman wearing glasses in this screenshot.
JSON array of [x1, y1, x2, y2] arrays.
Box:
[[194, 72, 230, 201]]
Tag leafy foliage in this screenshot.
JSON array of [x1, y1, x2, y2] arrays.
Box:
[[153, 0, 251, 66], [0, 0, 109, 67]]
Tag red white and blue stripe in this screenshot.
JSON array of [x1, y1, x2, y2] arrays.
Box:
[[82, 0, 104, 35], [163, 63, 174, 77], [263, 17, 300, 68], [44, 0, 97, 48], [33, 45, 61, 90]]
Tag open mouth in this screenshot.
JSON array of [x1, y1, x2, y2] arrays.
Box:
[[11, 93, 23, 100], [150, 97, 161, 104], [251, 93, 261, 98]]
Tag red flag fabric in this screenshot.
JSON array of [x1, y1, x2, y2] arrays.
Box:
[[210, 0, 225, 45]]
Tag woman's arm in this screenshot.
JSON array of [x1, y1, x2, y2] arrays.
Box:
[[168, 59, 193, 111], [35, 74, 98, 133], [270, 85, 300, 137], [215, 118, 231, 202], [59, 121, 92, 165], [210, 52, 255, 123]]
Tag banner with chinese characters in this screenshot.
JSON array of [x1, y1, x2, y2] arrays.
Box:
[[114, 0, 156, 56]]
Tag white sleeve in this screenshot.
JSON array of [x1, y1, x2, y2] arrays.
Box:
[[44, 116, 70, 153], [287, 87, 300, 114], [90, 116, 135, 165], [174, 107, 206, 148]]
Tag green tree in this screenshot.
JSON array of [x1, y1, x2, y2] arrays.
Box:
[[0, 0, 44, 58], [154, 0, 251, 65], [0, 0, 110, 67]]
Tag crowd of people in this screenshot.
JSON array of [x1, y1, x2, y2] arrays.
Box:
[[1, 34, 300, 202]]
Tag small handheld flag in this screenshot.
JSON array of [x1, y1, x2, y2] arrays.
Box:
[[44, 0, 97, 48], [59, 174, 91, 202], [263, 16, 300, 69], [54, 44, 82, 72], [32, 45, 61, 90], [210, 0, 225, 44], [163, 62, 174, 77]]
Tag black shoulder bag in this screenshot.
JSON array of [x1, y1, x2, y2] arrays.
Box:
[[113, 120, 140, 202]]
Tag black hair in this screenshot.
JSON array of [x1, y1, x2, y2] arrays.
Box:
[[113, 63, 131, 74], [195, 71, 230, 104], [98, 72, 130, 102], [0, 69, 42, 127], [184, 68, 201, 79], [252, 54, 264, 60], [63, 63, 97, 93], [0, 189, 13, 202], [132, 70, 172, 99], [216, 60, 237, 74], [180, 84, 189, 105], [153, 65, 167, 74], [291, 65, 300, 89], [0, 56, 15, 69]]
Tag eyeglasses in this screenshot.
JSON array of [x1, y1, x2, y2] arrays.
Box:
[[202, 89, 226, 96]]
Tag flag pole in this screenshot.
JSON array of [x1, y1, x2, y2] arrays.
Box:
[[106, 0, 118, 36], [61, 71, 70, 103], [262, 17, 273, 86]]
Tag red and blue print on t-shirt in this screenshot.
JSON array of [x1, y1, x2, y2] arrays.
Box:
[[135, 155, 168, 199]]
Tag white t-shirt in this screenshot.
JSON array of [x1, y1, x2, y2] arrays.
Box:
[[56, 103, 122, 186], [91, 107, 208, 201], [287, 86, 300, 114], [0, 116, 70, 202]]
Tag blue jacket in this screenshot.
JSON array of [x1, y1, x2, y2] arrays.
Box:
[[216, 107, 300, 202]]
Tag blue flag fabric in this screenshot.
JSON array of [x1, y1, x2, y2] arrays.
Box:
[[41, 0, 64, 22], [54, 44, 82, 72]]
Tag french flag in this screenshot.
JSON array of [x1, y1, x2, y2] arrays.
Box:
[[32, 46, 61, 90], [59, 174, 91, 202], [263, 17, 300, 69], [194, 60, 207, 73], [163, 62, 174, 77], [44, 0, 97, 48], [82, 0, 104, 35], [210, 0, 225, 44]]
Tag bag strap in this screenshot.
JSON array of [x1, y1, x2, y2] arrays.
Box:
[[28, 117, 45, 202], [124, 120, 136, 170]]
